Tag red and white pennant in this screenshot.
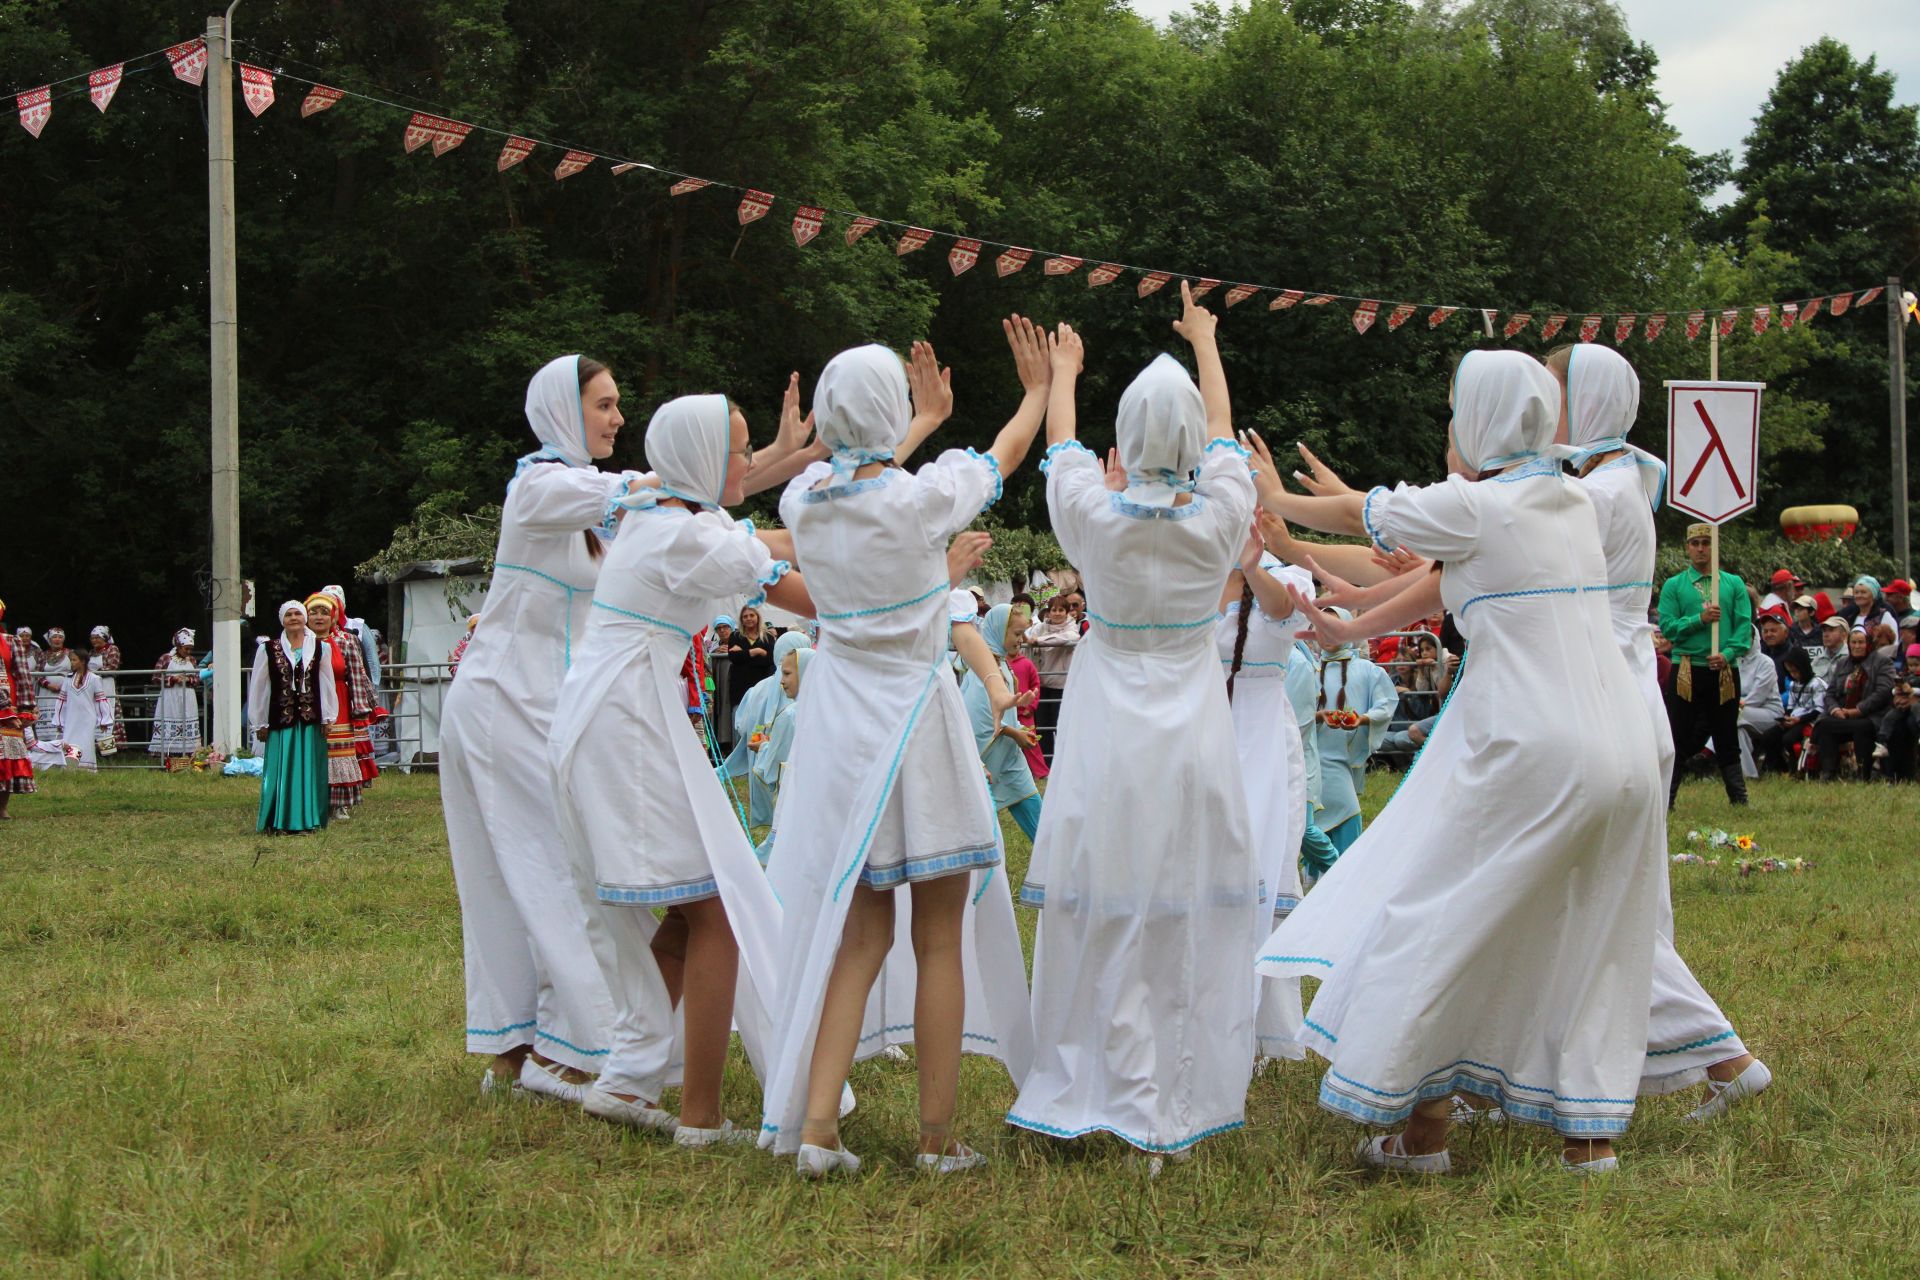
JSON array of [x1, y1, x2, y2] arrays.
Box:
[[238, 64, 274, 117], [166, 39, 207, 86], [16, 86, 49, 138], [89, 64, 123, 113]]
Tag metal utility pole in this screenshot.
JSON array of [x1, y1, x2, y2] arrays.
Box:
[[206, 5, 242, 752], [1889, 276, 1911, 579]]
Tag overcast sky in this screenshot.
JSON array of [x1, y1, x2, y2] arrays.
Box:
[[1126, 1, 1919, 175]]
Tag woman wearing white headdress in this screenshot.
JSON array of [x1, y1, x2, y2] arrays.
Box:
[[1252, 349, 1664, 1174], [249, 600, 335, 832], [87, 626, 125, 750], [442, 355, 826, 1105], [758, 329, 1045, 1178], [149, 629, 203, 759], [1009, 285, 1264, 1169], [550, 392, 815, 1146]]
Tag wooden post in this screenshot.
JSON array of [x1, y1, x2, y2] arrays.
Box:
[[1708, 322, 1721, 658], [206, 6, 243, 753]]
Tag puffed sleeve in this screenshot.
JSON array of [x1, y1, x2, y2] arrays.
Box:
[[507, 464, 633, 535], [1195, 438, 1256, 528], [665, 513, 788, 607], [911, 449, 1003, 545], [248, 642, 271, 735], [947, 589, 979, 627], [1041, 441, 1103, 567], [1364, 474, 1483, 563]]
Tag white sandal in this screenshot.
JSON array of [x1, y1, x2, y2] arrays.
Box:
[[916, 1143, 987, 1174], [796, 1142, 861, 1178], [1358, 1133, 1452, 1174], [1686, 1059, 1772, 1123]]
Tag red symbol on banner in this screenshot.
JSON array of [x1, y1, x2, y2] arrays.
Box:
[[949, 239, 982, 274], [1540, 314, 1567, 341], [89, 65, 124, 113], [1751, 305, 1771, 334], [16, 86, 49, 138], [1270, 290, 1306, 310], [669, 177, 709, 196], [1087, 262, 1123, 288], [1718, 309, 1738, 336], [301, 85, 343, 118], [166, 40, 208, 86], [996, 247, 1032, 276], [554, 151, 594, 180], [1503, 313, 1532, 338], [1427, 306, 1457, 328], [1579, 314, 1602, 342], [1679, 399, 1748, 503], [1614, 314, 1636, 343], [1685, 310, 1706, 340], [1137, 272, 1171, 297], [1644, 313, 1667, 341], [1227, 284, 1260, 308], [238, 65, 274, 117], [845, 216, 879, 245], [738, 190, 774, 225], [1386, 303, 1417, 330], [1856, 286, 1883, 307], [1780, 302, 1799, 330], [1829, 292, 1851, 317], [1304, 294, 1334, 306], [1352, 300, 1380, 334], [792, 206, 825, 246], [497, 137, 535, 171], [433, 120, 472, 156], [1043, 255, 1082, 276], [1802, 296, 1825, 321], [403, 114, 438, 153], [896, 227, 932, 255], [1191, 279, 1220, 299]]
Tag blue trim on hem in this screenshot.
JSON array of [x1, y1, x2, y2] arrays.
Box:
[[1647, 1028, 1738, 1057], [831, 660, 946, 901], [1318, 1073, 1632, 1137], [1018, 881, 1046, 908], [1303, 1017, 1339, 1043], [1006, 1113, 1245, 1153], [466, 1019, 537, 1038], [597, 876, 720, 905], [858, 843, 1001, 889], [535, 1029, 610, 1058], [1258, 953, 1334, 968]]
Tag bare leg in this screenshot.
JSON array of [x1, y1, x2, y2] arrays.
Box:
[[1398, 1095, 1453, 1155], [1706, 1051, 1757, 1083], [798, 885, 895, 1151], [527, 1049, 593, 1085], [675, 896, 739, 1130], [652, 908, 690, 1008], [488, 1043, 532, 1081], [908, 872, 969, 1157], [1564, 1136, 1618, 1163]]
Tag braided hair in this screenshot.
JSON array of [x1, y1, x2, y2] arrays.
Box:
[[1225, 574, 1256, 703]]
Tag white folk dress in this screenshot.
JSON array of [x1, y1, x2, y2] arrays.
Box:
[[1009, 440, 1264, 1154], [548, 504, 788, 1100], [1216, 562, 1315, 1063], [53, 670, 114, 769], [440, 460, 628, 1075], [1579, 455, 1746, 1092], [757, 451, 1034, 1154], [149, 653, 203, 755], [1258, 460, 1664, 1137]]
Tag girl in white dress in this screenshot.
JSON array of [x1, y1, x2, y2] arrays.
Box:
[[149, 629, 203, 758], [1010, 286, 1264, 1163], [1218, 542, 1314, 1068], [52, 649, 114, 770], [1253, 350, 1664, 1173], [758, 326, 1047, 1177], [550, 393, 813, 1145]]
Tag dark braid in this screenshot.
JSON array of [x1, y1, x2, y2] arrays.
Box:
[[1226, 576, 1255, 703]]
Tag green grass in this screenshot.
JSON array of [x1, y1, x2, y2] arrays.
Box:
[[3, 767, 1916, 1277]]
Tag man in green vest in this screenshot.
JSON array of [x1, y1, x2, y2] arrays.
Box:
[[1658, 523, 1753, 806]]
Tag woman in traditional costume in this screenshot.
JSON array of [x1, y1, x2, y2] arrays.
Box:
[[150, 628, 203, 760], [1308, 619, 1397, 855], [87, 626, 125, 750], [963, 603, 1044, 841], [249, 601, 334, 834], [0, 601, 35, 816]]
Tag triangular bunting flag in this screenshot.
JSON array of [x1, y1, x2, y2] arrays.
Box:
[[1352, 300, 1380, 334], [1751, 305, 1771, 334], [238, 64, 274, 117], [1781, 302, 1799, 330], [1540, 314, 1568, 341], [1191, 279, 1220, 299], [896, 227, 932, 255], [949, 239, 982, 275], [497, 137, 534, 171], [1427, 306, 1457, 328], [669, 177, 709, 196], [1226, 284, 1260, 308], [737, 190, 773, 225], [845, 216, 879, 245], [792, 206, 824, 247], [995, 247, 1031, 277], [1270, 290, 1305, 310], [1614, 314, 1636, 343], [403, 113, 439, 153], [1386, 303, 1417, 330], [432, 120, 472, 157], [1685, 310, 1706, 340], [89, 64, 123, 113], [300, 85, 344, 118], [1829, 292, 1851, 317], [1087, 263, 1123, 288], [1718, 309, 1739, 336], [1579, 314, 1603, 342], [1644, 313, 1667, 341], [1043, 255, 1082, 276], [1856, 287, 1883, 307], [1137, 272, 1171, 297], [1803, 296, 1825, 321], [16, 87, 49, 138], [1304, 294, 1334, 306], [166, 39, 207, 86], [1503, 313, 1533, 339], [554, 150, 593, 180]]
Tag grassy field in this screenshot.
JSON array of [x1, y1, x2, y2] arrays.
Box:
[[3, 767, 1916, 1278]]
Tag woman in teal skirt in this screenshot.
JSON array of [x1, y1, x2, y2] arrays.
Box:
[[248, 600, 337, 834]]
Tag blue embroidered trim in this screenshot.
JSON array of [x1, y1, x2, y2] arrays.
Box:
[[1258, 953, 1334, 968], [1606, 580, 1654, 592], [817, 580, 949, 622], [1203, 437, 1251, 460], [1361, 486, 1392, 554], [1018, 881, 1045, 908], [800, 474, 893, 504], [965, 447, 1004, 508], [597, 876, 720, 905], [1459, 583, 1627, 615], [858, 1024, 1002, 1047], [590, 599, 695, 642], [736, 517, 756, 537], [1271, 894, 1300, 915], [1317, 1074, 1631, 1136], [1646, 1028, 1739, 1057], [972, 864, 997, 904], [1327, 1059, 1635, 1106], [1109, 492, 1207, 520], [535, 1029, 610, 1057], [832, 661, 945, 901], [466, 1019, 537, 1038], [858, 843, 1000, 888], [495, 562, 592, 668], [1005, 1113, 1246, 1152], [1087, 609, 1220, 631], [1039, 439, 1095, 476], [1303, 1017, 1338, 1043], [745, 559, 792, 610]]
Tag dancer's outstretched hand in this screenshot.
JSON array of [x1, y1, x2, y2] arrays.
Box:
[[1301, 554, 1365, 611], [775, 372, 816, 454], [1049, 322, 1084, 375], [1104, 447, 1127, 493], [1293, 442, 1352, 497], [907, 341, 954, 427], [1238, 520, 1266, 573], [1371, 546, 1428, 577], [1240, 429, 1283, 496], [1257, 509, 1300, 559], [1005, 315, 1052, 393], [1284, 583, 1364, 647], [947, 530, 992, 587], [1172, 279, 1217, 345]]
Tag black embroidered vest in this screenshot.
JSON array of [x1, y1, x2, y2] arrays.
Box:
[[265, 640, 324, 729]]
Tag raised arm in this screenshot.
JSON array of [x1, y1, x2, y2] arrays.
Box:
[[1242, 430, 1366, 537], [1286, 572, 1445, 648], [989, 315, 1053, 476], [896, 341, 954, 467], [743, 373, 827, 496], [1234, 524, 1296, 620], [1171, 281, 1231, 441], [1045, 323, 1082, 448]]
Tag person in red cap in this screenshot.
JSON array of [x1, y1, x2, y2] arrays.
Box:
[[1759, 568, 1802, 615], [1885, 579, 1913, 618]]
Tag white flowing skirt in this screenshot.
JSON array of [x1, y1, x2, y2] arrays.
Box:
[[1229, 674, 1307, 1061]]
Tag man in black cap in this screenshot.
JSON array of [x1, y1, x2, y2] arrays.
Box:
[[1657, 523, 1753, 806]]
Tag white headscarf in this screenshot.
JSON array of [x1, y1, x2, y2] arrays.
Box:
[[517, 354, 593, 477], [1116, 353, 1207, 507], [1564, 345, 1666, 509], [91, 625, 112, 641], [174, 628, 195, 647], [617, 394, 732, 512], [814, 344, 910, 477], [1450, 350, 1567, 474], [277, 600, 306, 624]]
